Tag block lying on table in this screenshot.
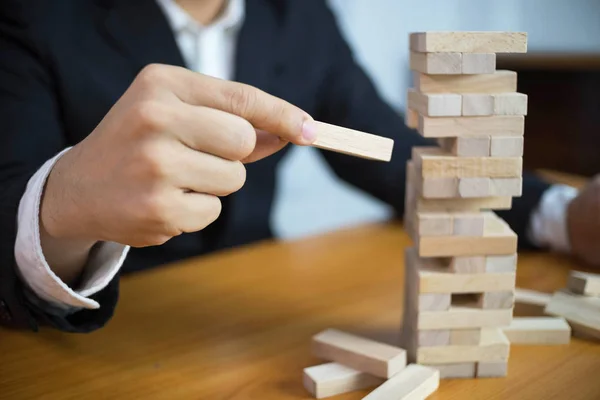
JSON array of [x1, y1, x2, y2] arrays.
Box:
[[303, 362, 383, 399], [311, 329, 407, 378], [514, 288, 551, 306], [567, 271, 600, 296], [423, 362, 476, 379], [544, 290, 600, 339], [362, 364, 439, 400], [414, 71, 517, 94], [410, 31, 527, 53], [501, 317, 571, 345]]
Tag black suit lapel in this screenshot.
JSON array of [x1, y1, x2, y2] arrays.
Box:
[[102, 0, 186, 71]]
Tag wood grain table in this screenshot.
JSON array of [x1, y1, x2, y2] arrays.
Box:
[[1, 222, 600, 400]]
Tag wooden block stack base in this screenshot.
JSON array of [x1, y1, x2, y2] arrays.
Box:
[[402, 30, 529, 380]]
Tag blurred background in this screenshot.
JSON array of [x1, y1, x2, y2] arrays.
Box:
[[272, 0, 600, 239]]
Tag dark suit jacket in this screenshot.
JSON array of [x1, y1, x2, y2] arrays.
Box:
[[0, 0, 550, 332]]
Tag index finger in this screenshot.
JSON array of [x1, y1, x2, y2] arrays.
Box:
[[153, 65, 318, 145]]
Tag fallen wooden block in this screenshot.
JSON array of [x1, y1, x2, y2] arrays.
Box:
[[303, 362, 383, 399], [514, 288, 551, 306], [417, 115, 524, 138], [418, 307, 513, 330], [424, 363, 476, 379], [544, 290, 600, 339], [407, 89, 462, 117], [362, 364, 439, 400], [476, 361, 508, 378], [409, 51, 462, 74], [490, 137, 524, 157], [416, 328, 510, 364], [567, 271, 600, 296], [312, 121, 394, 161], [462, 53, 496, 74], [312, 329, 407, 378], [414, 71, 517, 94], [502, 317, 571, 345], [410, 32, 527, 53]]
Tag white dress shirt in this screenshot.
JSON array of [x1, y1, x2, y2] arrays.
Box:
[[13, 0, 579, 312]]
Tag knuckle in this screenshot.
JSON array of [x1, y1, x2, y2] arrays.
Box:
[[230, 119, 256, 160], [136, 141, 170, 180], [136, 64, 168, 88], [225, 84, 257, 119], [223, 161, 247, 195], [130, 101, 170, 132]]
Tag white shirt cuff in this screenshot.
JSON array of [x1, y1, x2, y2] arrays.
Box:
[[14, 148, 129, 310], [527, 184, 579, 253]]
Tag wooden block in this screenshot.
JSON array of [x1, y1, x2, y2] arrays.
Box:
[[502, 317, 571, 345], [493, 93, 528, 115], [441, 137, 491, 157], [416, 196, 512, 212], [312, 121, 394, 162], [418, 330, 451, 347], [418, 115, 524, 138], [425, 363, 476, 379], [450, 329, 482, 345], [362, 364, 439, 400], [418, 307, 513, 330], [414, 71, 518, 94], [406, 108, 419, 129], [410, 32, 527, 53], [416, 328, 510, 364], [514, 288, 551, 307], [413, 147, 522, 179], [477, 361, 508, 378], [485, 254, 517, 272], [418, 294, 452, 312], [567, 271, 600, 296], [462, 94, 494, 116], [458, 178, 491, 197], [491, 177, 522, 197], [421, 177, 459, 198], [409, 51, 462, 74], [450, 257, 486, 274], [453, 212, 485, 236], [478, 291, 515, 309], [462, 53, 496, 74], [416, 212, 453, 236], [490, 136, 524, 157], [544, 290, 600, 339], [311, 329, 407, 378], [407, 89, 462, 117], [303, 363, 383, 399]]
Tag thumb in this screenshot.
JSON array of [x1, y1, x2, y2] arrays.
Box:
[[241, 129, 289, 164]]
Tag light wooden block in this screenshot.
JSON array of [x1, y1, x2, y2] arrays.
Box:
[[491, 177, 523, 197], [453, 212, 485, 236], [413, 147, 522, 178], [311, 329, 407, 379], [421, 177, 459, 198], [410, 32, 527, 53], [416, 196, 513, 212], [418, 307, 513, 330], [490, 136, 524, 157], [410, 51, 462, 74], [441, 137, 491, 157], [450, 257, 486, 274], [303, 363, 383, 399], [502, 317, 571, 345], [478, 291, 515, 309], [458, 178, 491, 198], [450, 329, 482, 345], [477, 361, 508, 378], [418, 330, 451, 347], [414, 71, 518, 94], [406, 108, 419, 129], [312, 121, 394, 162], [567, 271, 600, 296], [418, 115, 524, 138], [544, 290, 600, 339], [514, 288, 551, 307], [493, 93, 528, 115], [462, 94, 494, 116], [416, 328, 510, 364], [416, 212, 453, 236], [407, 89, 462, 117], [485, 254, 517, 272], [418, 294, 452, 311], [425, 363, 476, 379], [462, 53, 496, 74], [362, 364, 439, 400]]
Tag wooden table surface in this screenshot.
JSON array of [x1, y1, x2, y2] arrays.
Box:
[[2, 221, 600, 399]]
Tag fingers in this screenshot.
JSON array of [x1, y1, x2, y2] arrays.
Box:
[[172, 192, 223, 234], [241, 130, 289, 163]]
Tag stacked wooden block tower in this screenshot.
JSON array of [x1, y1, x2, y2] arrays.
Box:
[[401, 31, 528, 379]]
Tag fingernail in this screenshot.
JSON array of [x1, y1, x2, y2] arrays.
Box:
[[302, 120, 318, 143]]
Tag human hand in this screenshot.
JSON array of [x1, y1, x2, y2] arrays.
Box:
[[567, 176, 600, 266]]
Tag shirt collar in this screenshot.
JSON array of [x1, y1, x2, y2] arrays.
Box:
[[156, 0, 245, 33]]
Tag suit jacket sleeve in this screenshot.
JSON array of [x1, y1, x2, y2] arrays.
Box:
[[312, 4, 551, 249], [0, 2, 119, 331]]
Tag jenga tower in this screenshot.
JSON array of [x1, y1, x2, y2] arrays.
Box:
[[401, 31, 528, 379]]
